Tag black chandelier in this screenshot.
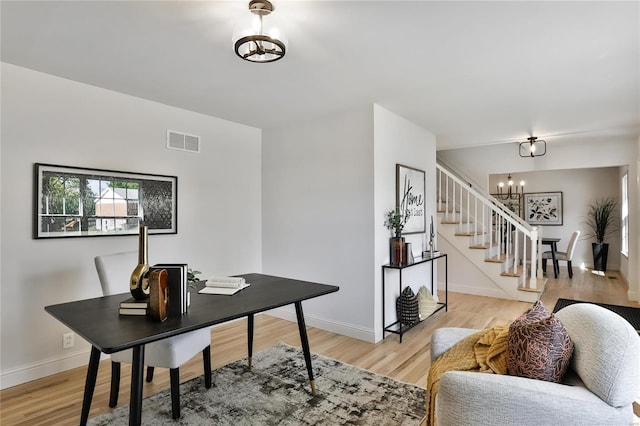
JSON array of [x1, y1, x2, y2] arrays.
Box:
[[496, 173, 524, 200], [519, 136, 546, 158], [234, 0, 286, 63]]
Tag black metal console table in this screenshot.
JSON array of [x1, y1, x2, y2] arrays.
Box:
[[382, 253, 448, 342]]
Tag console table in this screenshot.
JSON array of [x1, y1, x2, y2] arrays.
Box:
[[382, 253, 447, 342]]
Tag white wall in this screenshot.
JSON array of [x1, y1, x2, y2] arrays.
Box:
[[262, 104, 437, 344], [439, 136, 639, 301], [437, 238, 505, 297], [633, 135, 640, 301], [488, 167, 621, 270], [619, 165, 629, 283], [0, 63, 263, 388], [261, 106, 375, 341], [373, 104, 437, 342]]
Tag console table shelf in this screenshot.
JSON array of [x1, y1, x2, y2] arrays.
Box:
[[382, 253, 448, 343]]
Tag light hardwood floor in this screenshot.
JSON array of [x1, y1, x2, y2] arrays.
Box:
[[1, 267, 637, 425]]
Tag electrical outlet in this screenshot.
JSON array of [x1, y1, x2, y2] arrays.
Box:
[[63, 332, 74, 349]]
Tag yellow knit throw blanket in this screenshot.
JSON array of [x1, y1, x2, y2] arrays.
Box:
[[425, 324, 510, 426]]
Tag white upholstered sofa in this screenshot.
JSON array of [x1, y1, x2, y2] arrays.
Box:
[[430, 303, 640, 425]]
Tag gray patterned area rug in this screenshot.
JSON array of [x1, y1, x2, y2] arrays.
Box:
[[89, 342, 426, 425]]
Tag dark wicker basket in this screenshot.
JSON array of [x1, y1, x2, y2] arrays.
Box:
[[396, 286, 419, 326]]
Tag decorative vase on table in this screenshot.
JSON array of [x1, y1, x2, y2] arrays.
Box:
[[385, 208, 410, 266], [130, 224, 150, 300], [390, 236, 406, 266]]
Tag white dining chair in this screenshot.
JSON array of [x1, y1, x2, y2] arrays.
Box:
[[95, 252, 212, 419], [542, 231, 580, 278]]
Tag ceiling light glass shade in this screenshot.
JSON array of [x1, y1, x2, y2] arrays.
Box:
[[233, 0, 286, 63], [519, 136, 547, 157]]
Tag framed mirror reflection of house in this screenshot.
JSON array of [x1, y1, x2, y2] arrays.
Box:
[[34, 163, 177, 239]]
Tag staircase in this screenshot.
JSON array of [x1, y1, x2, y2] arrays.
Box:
[[436, 163, 547, 302]]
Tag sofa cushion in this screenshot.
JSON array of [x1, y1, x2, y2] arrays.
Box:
[[507, 301, 574, 383], [417, 286, 438, 321], [430, 328, 480, 363]]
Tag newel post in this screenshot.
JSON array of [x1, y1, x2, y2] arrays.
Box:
[[530, 227, 541, 283]]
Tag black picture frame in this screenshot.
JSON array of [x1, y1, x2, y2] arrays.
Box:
[[33, 163, 177, 239], [524, 191, 563, 226], [396, 164, 426, 234]]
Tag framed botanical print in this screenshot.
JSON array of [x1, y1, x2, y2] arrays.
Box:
[[396, 164, 425, 234], [524, 192, 563, 226]]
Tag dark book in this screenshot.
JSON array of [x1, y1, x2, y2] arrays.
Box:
[[119, 308, 147, 316], [119, 297, 149, 309], [151, 264, 188, 316]]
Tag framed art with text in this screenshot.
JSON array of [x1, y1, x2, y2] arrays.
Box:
[[396, 164, 425, 234], [34, 163, 178, 239], [524, 191, 563, 226]]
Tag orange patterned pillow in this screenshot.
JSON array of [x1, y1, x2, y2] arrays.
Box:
[[507, 302, 574, 383]]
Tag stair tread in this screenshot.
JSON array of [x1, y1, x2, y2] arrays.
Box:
[[518, 278, 548, 293], [469, 243, 498, 249], [455, 231, 484, 236], [501, 263, 534, 278], [486, 254, 511, 263]]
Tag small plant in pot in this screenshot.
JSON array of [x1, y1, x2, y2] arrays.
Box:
[[187, 268, 202, 289], [385, 208, 410, 265], [584, 198, 618, 272]]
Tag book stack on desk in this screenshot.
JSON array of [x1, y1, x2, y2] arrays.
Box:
[[119, 298, 149, 316], [119, 264, 191, 317], [199, 276, 250, 295]]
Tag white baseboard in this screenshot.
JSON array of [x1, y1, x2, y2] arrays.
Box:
[[0, 313, 357, 390], [0, 348, 105, 390], [266, 308, 376, 343]]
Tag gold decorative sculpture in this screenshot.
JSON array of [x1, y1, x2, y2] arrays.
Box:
[[130, 225, 150, 300], [148, 268, 168, 322]]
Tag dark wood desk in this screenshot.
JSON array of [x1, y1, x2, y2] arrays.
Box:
[[45, 273, 339, 426], [541, 237, 561, 278]]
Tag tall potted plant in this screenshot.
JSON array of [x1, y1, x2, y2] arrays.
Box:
[[385, 208, 410, 265], [584, 198, 618, 272]]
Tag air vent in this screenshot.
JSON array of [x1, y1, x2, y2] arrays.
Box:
[[167, 130, 200, 153]]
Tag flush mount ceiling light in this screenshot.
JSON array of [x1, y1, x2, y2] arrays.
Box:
[[233, 0, 286, 63], [519, 136, 547, 158]]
